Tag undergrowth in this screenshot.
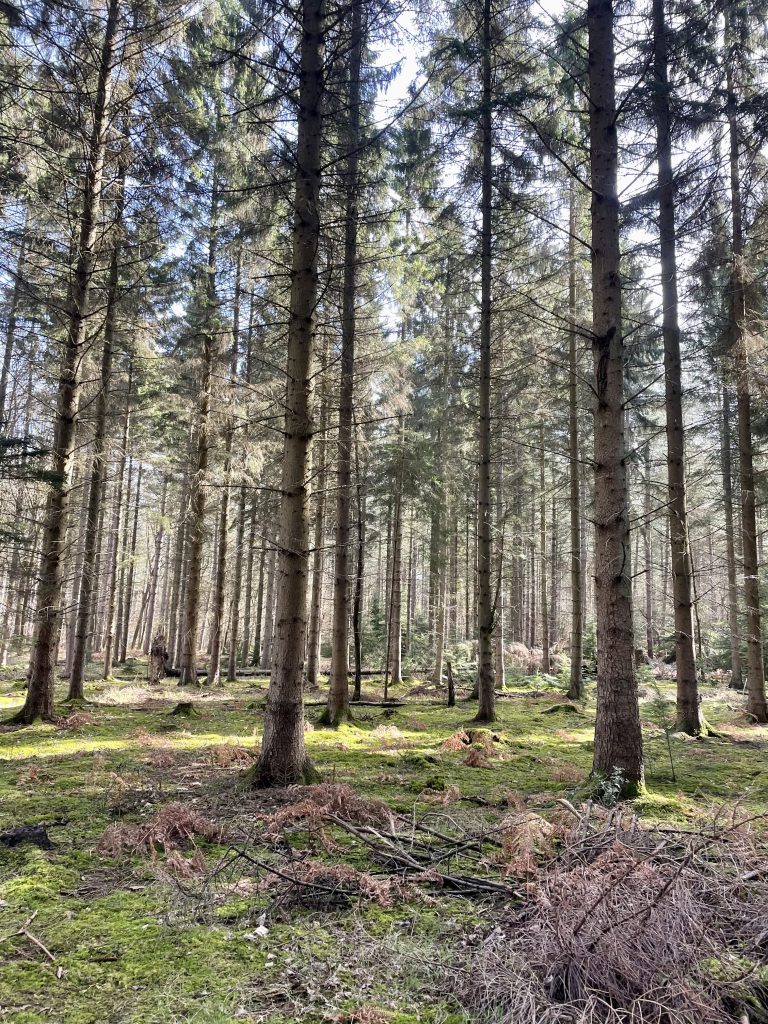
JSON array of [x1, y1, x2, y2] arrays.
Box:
[[0, 662, 766, 1023]]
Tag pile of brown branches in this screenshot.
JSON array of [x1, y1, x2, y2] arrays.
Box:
[[457, 801, 768, 1024]]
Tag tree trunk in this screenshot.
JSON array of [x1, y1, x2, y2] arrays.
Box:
[[651, 0, 702, 731], [179, 184, 220, 686], [68, 170, 128, 698], [167, 464, 189, 664], [587, 0, 644, 790], [721, 385, 742, 688], [306, 335, 330, 691], [643, 447, 654, 659], [252, 0, 324, 786], [568, 201, 583, 698], [17, 0, 120, 724], [475, 0, 495, 723], [228, 483, 247, 682], [103, 376, 131, 681], [144, 475, 167, 656], [352, 440, 367, 701], [725, 27, 767, 722], [260, 530, 277, 669], [325, 1, 362, 723], [540, 425, 550, 673], [208, 431, 232, 687], [0, 211, 27, 425], [119, 463, 142, 663], [240, 500, 257, 668]]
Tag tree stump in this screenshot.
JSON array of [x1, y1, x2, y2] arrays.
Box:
[[446, 659, 455, 707], [149, 632, 168, 685]]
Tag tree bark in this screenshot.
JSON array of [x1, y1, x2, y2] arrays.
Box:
[[651, 0, 702, 731], [325, 1, 362, 723], [69, 165, 127, 699], [144, 475, 167, 656], [0, 211, 27, 425], [17, 0, 120, 723], [475, 0, 495, 723], [179, 184, 220, 686], [725, 23, 767, 722], [252, 0, 324, 786], [587, 0, 644, 790], [721, 385, 742, 688], [118, 462, 142, 663], [306, 334, 330, 691]]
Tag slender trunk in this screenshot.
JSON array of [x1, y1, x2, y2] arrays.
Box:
[[18, 0, 120, 723], [0, 212, 28, 425], [228, 483, 247, 681], [643, 447, 654, 658], [251, 517, 267, 666], [652, 0, 701, 731], [240, 501, 257, 668], [306, 335, 330, 690], [587, 0, 643, 788], [725, 28, 767, 721], [540, 426, 549, 672], [69, 166, 127, 698], [722, 385, 742, 688], [385, 419, 405, 692], [180, 184, 219, 686], [103, 382, 131, 680], [325, 2, 361, 724], [352, 442, 366, 701], [432, 506, 448, 688], [568, 210, 584, 696], [260, 530, 277, 669], [253, 0, 324, 785], [475, 0, 495, 722], [143, 476, 167, 655], [167, 466, 189, 663], [208, 433, 232, 686], [119, 463, 142, 663]]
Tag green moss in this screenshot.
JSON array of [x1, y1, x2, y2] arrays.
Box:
[[0, 664, 765, 1022]]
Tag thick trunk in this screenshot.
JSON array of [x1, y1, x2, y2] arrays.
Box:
[[253, 0, 324, 786], [587, 0, 644, 789], [475, 0, 495, 723], [18, 0, 120, 724]]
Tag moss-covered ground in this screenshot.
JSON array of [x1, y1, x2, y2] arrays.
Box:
[[1, 663, 766, 1023]]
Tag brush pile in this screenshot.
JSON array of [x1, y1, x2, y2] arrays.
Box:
[[457, 802, 768, 1024]]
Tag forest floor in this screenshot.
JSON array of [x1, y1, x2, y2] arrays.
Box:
[[1, 665, 767, 1024]]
